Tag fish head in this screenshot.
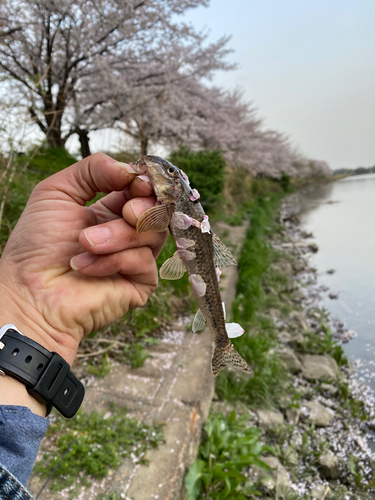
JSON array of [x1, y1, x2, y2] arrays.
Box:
[[135, 155, 184, 203]]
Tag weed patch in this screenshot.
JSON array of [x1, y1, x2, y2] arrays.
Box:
[[34, 405, 164, 497], [185, 411, 273, 500]]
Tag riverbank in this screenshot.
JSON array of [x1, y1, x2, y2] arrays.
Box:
[[185, 193, 375, 499]]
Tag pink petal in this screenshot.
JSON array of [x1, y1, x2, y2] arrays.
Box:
[[180, 170, 190, 183], [216, 267, 222, 282], [177, 249, 196, 261], [171, 212, 194, 230], [176, 238, 195, 250], [188, 274, 207, 298], [201, 215, 211, 233], [189, 189, 200, 201], [172, 212, 202, 230]]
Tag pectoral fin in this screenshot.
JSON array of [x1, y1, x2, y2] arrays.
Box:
[[212, 232, 237, 267], [192, 308, 206, 333], [137, 204, 174, 233], [159, 252, 186, 280]]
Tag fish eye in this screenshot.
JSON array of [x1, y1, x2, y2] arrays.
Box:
[[168, 166, 176, 173]]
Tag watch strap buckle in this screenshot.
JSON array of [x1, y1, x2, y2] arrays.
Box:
[[30, 352, 85, 418]]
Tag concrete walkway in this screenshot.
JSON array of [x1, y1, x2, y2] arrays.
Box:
[[28, 222, 247, 500]]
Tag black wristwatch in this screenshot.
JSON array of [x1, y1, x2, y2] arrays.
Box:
[[0, 324, 85, 418]]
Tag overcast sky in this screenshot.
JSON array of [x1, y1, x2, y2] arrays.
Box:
[[181, 0, 375, 171]]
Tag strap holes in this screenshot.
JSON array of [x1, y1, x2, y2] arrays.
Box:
[[12, 348, 19, 356], [37, 363, 44, 371], [63, 388, 70, 396], [25, 355, 32, 363]]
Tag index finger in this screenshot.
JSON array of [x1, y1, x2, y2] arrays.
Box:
[[34, 153, 136, 205]]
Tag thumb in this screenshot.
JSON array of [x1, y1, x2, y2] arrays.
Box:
[[34, 153, 137, 205]]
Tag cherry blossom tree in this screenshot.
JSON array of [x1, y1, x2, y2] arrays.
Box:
[[0, 0, 220, 154], [68, 31, 234, 156]]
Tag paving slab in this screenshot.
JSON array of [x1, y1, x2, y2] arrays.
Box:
[[28, 222, 247, 500]]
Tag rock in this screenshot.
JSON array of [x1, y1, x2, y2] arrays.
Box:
[[301, 355, 339, 381], [257, 410, 284, 430], [271, 260, 293, 276], [280, 293, 294, 306], [350, 495, 361, 500], [327, 269, 335, 274], [321, 383, 338, 396], [252, 456, 291, 490], [279, 349, 302, 374], [269, 308, 281, 319], [292, 260, 307, 273], [329, 292, 339, 299], [265, 285, 278, 295], [301, 230, 313, 239], [287, 311, 308, 332], [308, 242, 319, 253], [310, 484, 330, 499], [290, 288, 307, 302], [279, 330, 293, 344], [302, 401, 335, 426], [318, 453, 340, 479], [286, 407, 302, 424]]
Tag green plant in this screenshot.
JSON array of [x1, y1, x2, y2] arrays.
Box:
[[0, 146, 77, 251], [169, 147, 225, 212], [295, 329, 348, 367], [34, 405, 164, 496], [185, 411, 273, 500]]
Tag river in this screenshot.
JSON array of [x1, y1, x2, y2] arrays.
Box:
[[299, 173, 375, 392]]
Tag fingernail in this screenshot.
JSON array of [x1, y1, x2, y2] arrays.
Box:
[[70, 252, 96, 270], [84, 227, 111, 247], [131, 199, 153, 219], [115, 161, 137, 174]]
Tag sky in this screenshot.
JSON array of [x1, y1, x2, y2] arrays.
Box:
[[179, 0, 375, 171]]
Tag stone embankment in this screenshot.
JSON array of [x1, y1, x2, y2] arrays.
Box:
[[246, 194, 375, 499]]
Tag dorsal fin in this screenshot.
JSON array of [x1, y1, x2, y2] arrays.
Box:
[[212, 232, 237, 267]]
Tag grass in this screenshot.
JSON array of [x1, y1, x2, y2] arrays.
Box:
[[0, 146, 77, 251], [185, 411, 273, 500], [185, 178, 296, 499], [34, 404, 164, 497], [216, 193, 295, 409]]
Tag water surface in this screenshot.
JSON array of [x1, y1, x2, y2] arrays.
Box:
[[299, 174, 375, 389]]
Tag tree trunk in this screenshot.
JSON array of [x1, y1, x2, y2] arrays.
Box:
[[140, 136, 148, 156], [76, 129, 91, 158], [46, 130, 66, 149]]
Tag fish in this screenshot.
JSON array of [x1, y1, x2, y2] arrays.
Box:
[[133, 155, 253, 377]]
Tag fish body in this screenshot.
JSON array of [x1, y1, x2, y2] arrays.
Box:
[[134, 155, 252, 377]]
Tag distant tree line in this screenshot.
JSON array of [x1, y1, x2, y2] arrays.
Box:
[[0, 0, 331, 179], [334, 166, 375, 176]]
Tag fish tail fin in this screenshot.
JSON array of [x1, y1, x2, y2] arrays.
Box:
[[211, 343, 253, 377]]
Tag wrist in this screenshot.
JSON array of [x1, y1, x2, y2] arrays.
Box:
[[0, 282, 78, 365], [0, 373, 47, 417]]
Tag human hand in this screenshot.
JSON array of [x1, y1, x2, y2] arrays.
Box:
[[0, 153, 166, 365]]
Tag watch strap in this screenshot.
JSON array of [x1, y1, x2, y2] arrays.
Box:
[[0, 326, 84, 418]]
